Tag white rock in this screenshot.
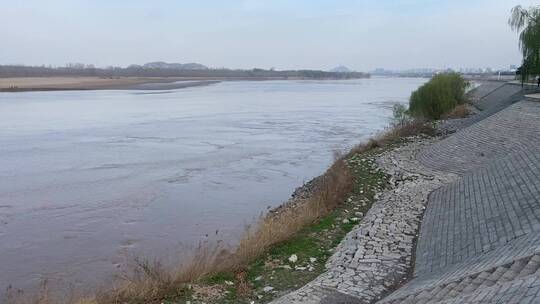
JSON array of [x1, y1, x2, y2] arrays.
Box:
[[342, 219, 350, 224], [263, 286, 274, 292], [225, 280, 234, 286], [288, 254, 298, 263], [309, 257, 317, 263]]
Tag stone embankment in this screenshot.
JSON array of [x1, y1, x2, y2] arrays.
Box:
[[271, 139, 457, 304], [272, 82, 540, 304], [380, 87, 540, 303]]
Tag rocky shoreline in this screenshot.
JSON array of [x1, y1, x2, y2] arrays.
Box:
[[269, 136, 457, 303]]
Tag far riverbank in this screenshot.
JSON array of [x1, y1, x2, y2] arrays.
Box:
[[0, 76, 273, 92], [0, 75, 371, 92]]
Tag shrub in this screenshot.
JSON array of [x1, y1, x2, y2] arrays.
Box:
[[409, 73, 470, 120], [442, 104, 470, 119], [391, 103, 411, 127]]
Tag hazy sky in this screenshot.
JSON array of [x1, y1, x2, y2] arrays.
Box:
[[0, 0, 537, 71]]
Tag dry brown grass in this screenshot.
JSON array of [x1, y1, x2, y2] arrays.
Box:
[[442, 104, 471, 119], [233, 156, 353, 266], [95, 246, 230, 303], [349, 120, 435, 155], [94, 156, 354, 304]]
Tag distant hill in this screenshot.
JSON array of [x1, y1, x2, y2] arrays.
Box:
[[330, 65, 351, 73], [134, 61, 208, 70]]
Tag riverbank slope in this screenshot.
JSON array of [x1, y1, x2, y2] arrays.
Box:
[[271, 81, 540, 304]]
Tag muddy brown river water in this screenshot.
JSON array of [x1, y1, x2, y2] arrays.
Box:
[[0, 78, 427, 291]]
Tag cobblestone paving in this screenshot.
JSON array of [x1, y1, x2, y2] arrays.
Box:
[[474, 83, 522, 112], [417, 100, 540, 174], [377, 89, 540, 303], [438, 83, 523, 133], [468, 81, 506, 102], [380, 149, 540, 303], [416, 148, 540, 275], [270, 139, 457, 304], [436, 273, 540, 304], [379, 232, 540, 302], [380, 253, 540, 304]]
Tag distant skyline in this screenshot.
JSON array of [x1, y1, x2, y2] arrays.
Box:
[[0, 0, 537, 71]]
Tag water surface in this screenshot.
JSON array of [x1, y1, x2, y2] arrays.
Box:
[[0, 78, 427, 289]]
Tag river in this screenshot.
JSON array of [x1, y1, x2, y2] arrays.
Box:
[[0, 77, 427, 290]]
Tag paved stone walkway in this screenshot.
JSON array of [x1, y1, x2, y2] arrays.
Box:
[[437, 272, 540, 304], [468, 82, 506, 102], [417, 100, 540, 174], [474, 83, 522, 112], [270, 139, 457, 304], [381, 253, 540, 303], [416, 148, 540, 275], [380, 148, 540, 303], [380, 231, 540, 302], [378, 87, 540, 304], [438, 82, 522, 133]]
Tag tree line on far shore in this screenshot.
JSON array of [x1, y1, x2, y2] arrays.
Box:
[[0, 64, 369, 80]]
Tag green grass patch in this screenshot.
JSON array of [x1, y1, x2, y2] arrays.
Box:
[[203, 272, 236, 285], [309, 213, 338, 232]]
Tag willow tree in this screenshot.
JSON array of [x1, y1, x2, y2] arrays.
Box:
[[509, 5, 540, 84]]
